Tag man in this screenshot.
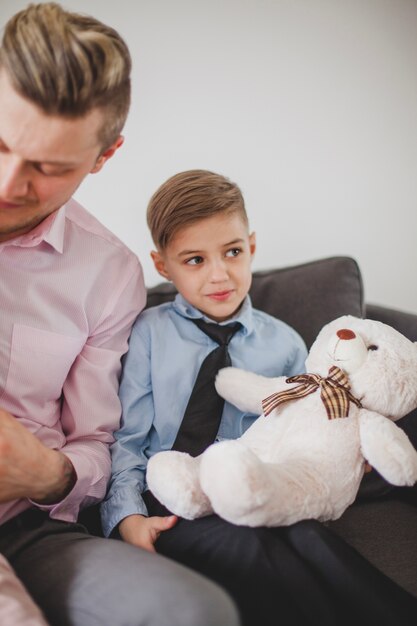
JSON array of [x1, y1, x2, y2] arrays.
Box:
[[0, 3, 239, 625]]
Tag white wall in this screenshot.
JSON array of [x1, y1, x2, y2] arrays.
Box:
[[2, 0, 417, 312]]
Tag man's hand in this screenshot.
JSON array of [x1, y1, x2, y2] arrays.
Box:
[[0, 408, 76, 504], [119, 513, 178, 552]]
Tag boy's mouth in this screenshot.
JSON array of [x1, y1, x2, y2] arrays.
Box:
[[207, 290, 233, 301]]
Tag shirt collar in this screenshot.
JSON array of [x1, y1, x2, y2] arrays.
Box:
[[42, 205, 66, 253], [1, 204, 66, 253], [173, 293, 254, 335]]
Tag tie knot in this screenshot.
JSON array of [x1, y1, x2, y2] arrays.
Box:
[[193, 318, 241, 346]]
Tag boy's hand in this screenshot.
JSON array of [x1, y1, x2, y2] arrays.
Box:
[[118, 513, 178, 552]]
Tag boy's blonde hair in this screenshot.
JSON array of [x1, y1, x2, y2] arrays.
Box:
[[147, 170, 248, 250], [0, 2, 131, 150]]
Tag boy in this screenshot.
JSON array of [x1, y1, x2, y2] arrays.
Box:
[[101, 169, 311, 624], [102, 170, 417, 626]]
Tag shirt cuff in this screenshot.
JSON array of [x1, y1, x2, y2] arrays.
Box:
[[100, 486, 149, 538], [30, 448, 108, 523]]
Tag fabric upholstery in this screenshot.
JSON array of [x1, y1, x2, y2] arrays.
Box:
[[366, 303, 417, 342]]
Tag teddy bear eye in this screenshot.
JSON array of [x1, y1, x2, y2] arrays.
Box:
[[368, 344, 378, 351]]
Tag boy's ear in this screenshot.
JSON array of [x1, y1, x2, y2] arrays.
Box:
[[249, 232, 256, 258], [151, 250, 170, 280]]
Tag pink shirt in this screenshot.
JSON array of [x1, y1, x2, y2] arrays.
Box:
[[0, 198, 146, 524]]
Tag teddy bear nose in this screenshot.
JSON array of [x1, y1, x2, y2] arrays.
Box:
[[336, 328, 356, 339], [336, 329, 356, 340]]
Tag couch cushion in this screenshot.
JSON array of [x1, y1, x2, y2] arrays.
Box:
[[366, 303, 417, 342], [147, 256, 365, 348]]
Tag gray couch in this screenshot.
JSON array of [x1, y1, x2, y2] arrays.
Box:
[[82, 256, 417, 599]]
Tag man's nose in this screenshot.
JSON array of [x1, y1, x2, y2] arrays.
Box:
[[0, 155, 30, 198]]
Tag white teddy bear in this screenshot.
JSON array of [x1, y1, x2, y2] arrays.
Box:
[[147, 315, 417, 527]]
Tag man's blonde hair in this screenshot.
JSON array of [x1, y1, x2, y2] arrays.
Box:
[[147, 170, 248, 250], [0, 2, 131, 150]]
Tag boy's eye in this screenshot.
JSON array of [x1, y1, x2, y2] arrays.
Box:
[[186, 256, 204, 266], [225, 248, 241, 258]]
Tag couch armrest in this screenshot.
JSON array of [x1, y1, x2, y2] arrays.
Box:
[[366, 304, 417, 342]]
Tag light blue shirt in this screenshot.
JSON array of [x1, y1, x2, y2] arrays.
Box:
[[100, 294, 307, 536]]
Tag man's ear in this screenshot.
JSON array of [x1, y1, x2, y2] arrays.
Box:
[[91, 135, 124, 174], [249, 231, 256, 259], [150, 250, 170, 280]]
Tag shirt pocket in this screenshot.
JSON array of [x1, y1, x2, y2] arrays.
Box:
[[1, 324, 85, 424]]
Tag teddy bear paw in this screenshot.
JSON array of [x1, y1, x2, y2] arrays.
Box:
[[200, 441, 271, 523], [147, 451, 213, 519], [386, 449, 417, 486]]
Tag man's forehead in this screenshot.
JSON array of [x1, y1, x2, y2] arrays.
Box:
[[0, 69, 103, 162]]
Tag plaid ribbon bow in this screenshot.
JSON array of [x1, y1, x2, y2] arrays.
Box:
[[262, 365, 362, 420]]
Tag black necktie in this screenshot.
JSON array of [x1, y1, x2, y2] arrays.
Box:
[[172, 318, 241, 457]]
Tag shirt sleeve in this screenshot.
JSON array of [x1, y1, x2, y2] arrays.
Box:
[[35, 259, 146, 523], [100, 318, 155, 537]]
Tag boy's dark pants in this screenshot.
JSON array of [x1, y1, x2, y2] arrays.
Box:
[[144, 491, 416, 626]]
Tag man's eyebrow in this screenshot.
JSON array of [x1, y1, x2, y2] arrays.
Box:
[[31, 159, 77, 167], [0, 136, 76, 167]]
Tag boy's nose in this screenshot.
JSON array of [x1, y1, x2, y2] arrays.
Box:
[[208, 259, 229, 282], [0, 155, 30, 199]]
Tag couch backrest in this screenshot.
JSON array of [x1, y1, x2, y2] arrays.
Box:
[[146, 256, 365, 348]]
